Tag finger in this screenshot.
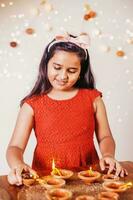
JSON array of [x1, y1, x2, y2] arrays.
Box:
[[99, 159, 106, 171], [8, 169, 19, 185], [15, 168, 22, 184], [120, 168, 128, 177], [16, 182, 22, 186], [124, 168, 128, 176], [107, 162, 115, 174], [115, 163, 122, 177], [120, 169, 125, 177], [23, 164, 30, 172]]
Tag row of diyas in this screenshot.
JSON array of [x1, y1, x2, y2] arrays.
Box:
[[21, 159, 133, 200], [51, 160, 119, 184]]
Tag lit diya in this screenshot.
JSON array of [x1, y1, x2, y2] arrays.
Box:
[[45, 188, 72, 200], [78, 167, 101, 184], [51, 159, 73, 179], [76, 195, 95, 200], [21, 170, 38, 187], [97, 191, 119, 200], [102, 174, 120, 182], [37, 176, 65, 189], [102, 181, 133, 193]]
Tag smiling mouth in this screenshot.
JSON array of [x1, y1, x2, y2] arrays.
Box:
[[56, 80, 68, 85]]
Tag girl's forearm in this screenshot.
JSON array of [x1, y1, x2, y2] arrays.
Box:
[[99, 136, 116, 158], [6, 146, 24, 169]]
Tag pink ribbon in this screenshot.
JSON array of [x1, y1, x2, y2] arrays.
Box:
[[48, 33, 90, 52]]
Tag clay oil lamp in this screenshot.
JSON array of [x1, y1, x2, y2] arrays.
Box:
[[78, 167, 101, 184], [76, 195, 95, 200], [37, 176, 66, 189], [102, 181, 132, 193], [21, 170, 38, 187], [97, 191, 119, 200], [51, 159, 73, 179], [45, 188, 72, 200], [102, 174, 120, 182]]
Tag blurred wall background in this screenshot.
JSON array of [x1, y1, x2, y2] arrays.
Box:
[[0, 0, 133, 175]]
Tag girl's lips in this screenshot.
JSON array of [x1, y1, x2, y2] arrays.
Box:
[[55, 80, 68, 86]]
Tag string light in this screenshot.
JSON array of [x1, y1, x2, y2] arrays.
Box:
[[9, 2, 14, 6], [1, 3, 6, 8]]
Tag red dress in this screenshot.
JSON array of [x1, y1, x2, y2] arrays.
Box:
[[24, 89, 102, 171]]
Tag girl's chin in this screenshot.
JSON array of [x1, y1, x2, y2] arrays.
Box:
[[53, 87, 69, 91], [52, 85, 70, 91]]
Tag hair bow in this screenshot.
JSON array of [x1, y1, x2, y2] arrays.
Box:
[[48, 33, 90, 53], [55, 33, 90, 50]]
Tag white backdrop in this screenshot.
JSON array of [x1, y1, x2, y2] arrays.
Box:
[[0, 0, 133, 175]]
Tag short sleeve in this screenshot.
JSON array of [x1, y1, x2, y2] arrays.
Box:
[[89, 89, 102, 102], [21, 96, 36, 110]]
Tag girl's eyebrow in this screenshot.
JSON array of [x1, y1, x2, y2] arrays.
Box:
[[53, 62, 78, 69], [53, 62, 62, 67]]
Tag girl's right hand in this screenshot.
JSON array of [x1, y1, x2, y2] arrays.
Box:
[[7, 163, 37, 186]]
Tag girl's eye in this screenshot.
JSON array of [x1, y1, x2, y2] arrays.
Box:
[[54, 66, 61, 70], [68, 69, 77, 73], [53, 66, 77, 73]]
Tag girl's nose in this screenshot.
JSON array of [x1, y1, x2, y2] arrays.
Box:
[[60, 71, 68, 80]]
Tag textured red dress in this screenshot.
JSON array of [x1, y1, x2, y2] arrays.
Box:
[[24, 89, 102, 171]]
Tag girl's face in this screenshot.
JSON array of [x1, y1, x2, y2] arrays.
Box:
[[47, 50, 81, 91]]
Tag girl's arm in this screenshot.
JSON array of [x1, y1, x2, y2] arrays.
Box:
[[94, 96, 128, 177], [6, 103, 37, 185]]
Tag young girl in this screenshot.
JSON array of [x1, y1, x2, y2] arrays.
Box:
[[6, 33, 128, 186]]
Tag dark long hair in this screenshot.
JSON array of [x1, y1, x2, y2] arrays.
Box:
[[21, 35, 95, 104]]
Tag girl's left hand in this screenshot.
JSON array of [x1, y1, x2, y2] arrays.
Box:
[[99, 156, 128, 177]]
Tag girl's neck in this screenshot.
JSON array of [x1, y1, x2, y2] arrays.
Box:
[[47, 88, 79, 100]]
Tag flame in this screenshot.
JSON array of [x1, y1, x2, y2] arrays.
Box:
[[89, 167, 92, 171], [33, 173, 39, 179], [52, 159, 62, 176], [30, 172, 39, 179], [87, 166, 94, 176], [52, 159, 56, 170], [120, 182, 133, 189]]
